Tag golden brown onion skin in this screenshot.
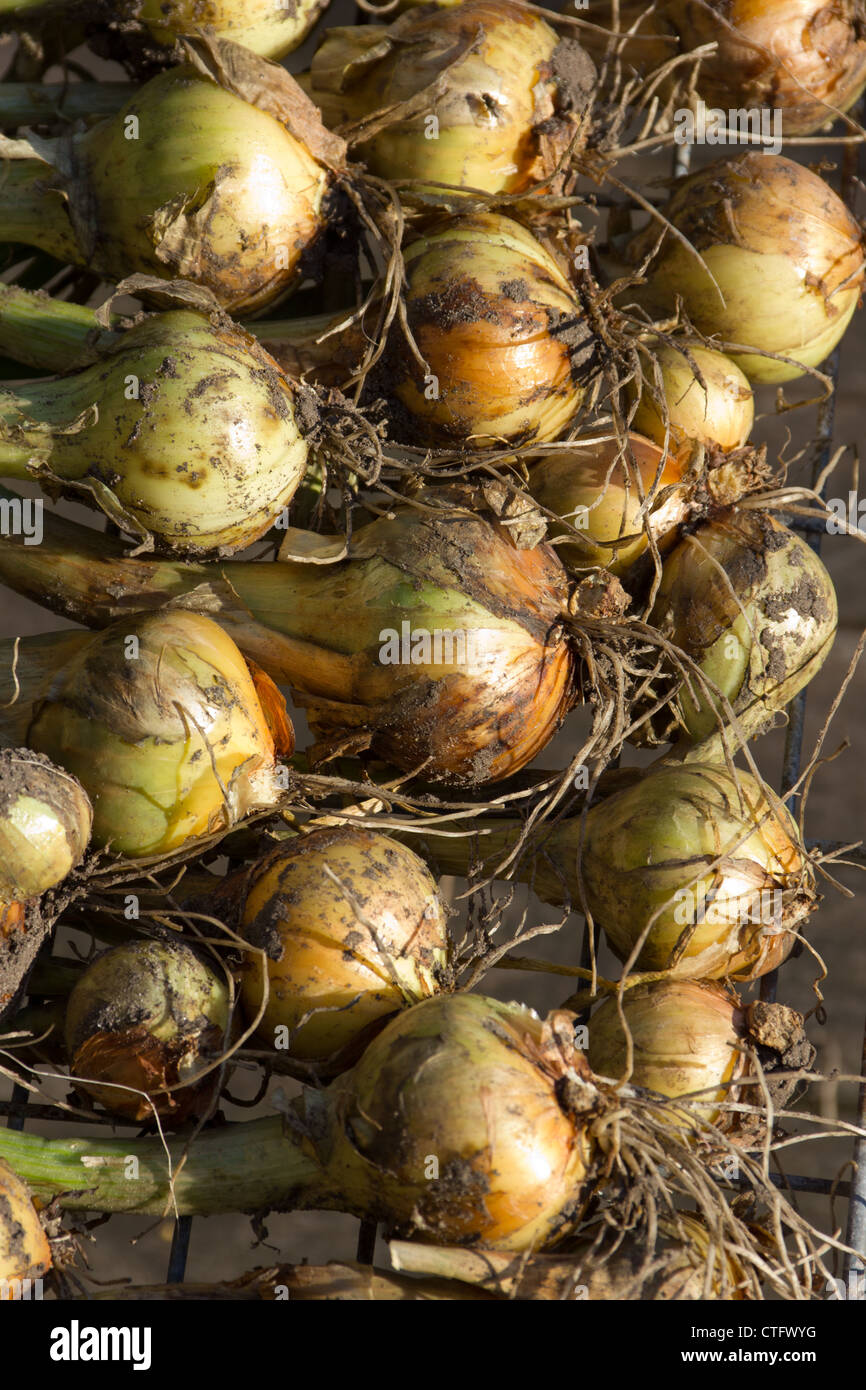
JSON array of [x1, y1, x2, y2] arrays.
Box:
[[529, 432, 690, 575], [239, 826, 448, 1067], [326, 994, 592, 1250], [659, 0, 866, 133], [279, 498, 578, 785], [625, 154, 865, 383], [384, 213, 594, 448], [588, 980, 747, 1122], [0, 1159, 51, 1296], [310, 1, 593, 195]]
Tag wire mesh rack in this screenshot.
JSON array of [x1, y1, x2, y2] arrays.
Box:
[[0, 1, 865, 1301]]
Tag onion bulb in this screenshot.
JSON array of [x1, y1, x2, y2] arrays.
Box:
[[0, 1159, 51, 1297], [26, 610, 292, 858], [658, 0, 866, 134], [629, 340, 754, 452], [0, 995, 596, 1251], [0, 747, 91, 901], [579, 763, 815, 979], [322, 994, 593, 1248], [65, 939, 231, 1122], [309, 1, 594, 195], [646, 509, 837, 745], [0, 306, 310, 556], [589, 981, 748, 1123], [385, 214, 595, 447], [625, 154, 865, 383], [1, 64, 332, 314], [528, 432, 690, 575], [239, 826, 448, 1068], [0, 490, 574, 786]]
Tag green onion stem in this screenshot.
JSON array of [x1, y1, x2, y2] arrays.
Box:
[[0, 158, 80, 264], [0, 1113, 333, 1215], [0, 82, 132, 127]]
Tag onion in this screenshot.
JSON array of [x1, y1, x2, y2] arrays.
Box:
[[0, 490, 575, 786], [403, 763, 815, 980], [0, 747, 91, 901], [528, 432, 690, 575], [658, 0, 866, 134], [0, 304, 310, 556], [646, 509, 837, 745], [579, 763, 815, 979], [322, 994, 592, 1248], [239, 826, 448, 1068], [588, 980, 748, 1123], [1, 63, 333, 314], [309, 1, 594, 195], [384, 213, 595, 447], [0, 995, 596, 1253], [625, 153, 865, 383], [65, 939, 231, 1122], [0, 1158, 51, 1297], [26, 609, 291, 858], [629, 340, 754, 451]]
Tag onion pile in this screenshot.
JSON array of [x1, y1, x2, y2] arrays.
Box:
[[0, 490, 575, 786], [65, 938, 231, 1122], [383, 213, 596, 448], [1, 61, 334, 313], [26, 609, 292, 858], [528, 432, 690, 575], [645, 509, 838, 746], [625, 153, 865, 382], [309, 1, 594, 195], [0, 302, 311, 555], [239, 826, 448, 1069], [657, 0, 866, 134]]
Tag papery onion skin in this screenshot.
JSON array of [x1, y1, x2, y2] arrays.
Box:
[[239, 826, 448, 1066], [323, 994, 593, 1249], [588, 980, 747, 1123], [26, 610, 289, 858], [629, 341, 754, 451], [0, 310, 310, 556], [626, 153, 865, 383], [577, 763, 814, 979], [384, 213, 595, 448], [310, 1, 594, 195], [0, 747, 91, 901], [9, 67, 331, 314], [0, 1158, 51, 1295], [646, 509, 837, 745], [0, 490, 575, 787], [528, 432, 690, 575], [65, 939, 231, 1123], [658, 0, 866, 134]]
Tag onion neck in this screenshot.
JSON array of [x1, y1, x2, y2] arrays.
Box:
[[0, 82, 131, 128], [0, 284, 119, 373], [0, 376, 96, 478], [0, 1114, 339, 1216], [0, 159, 80, 264]]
